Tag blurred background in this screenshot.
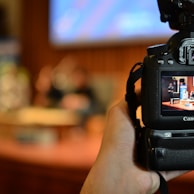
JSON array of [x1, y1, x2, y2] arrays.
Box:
[[0, 0, 192, 194]]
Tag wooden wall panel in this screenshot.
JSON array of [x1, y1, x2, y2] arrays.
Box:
[[20, 0, 164, 99], [20, 1, 150, 72]]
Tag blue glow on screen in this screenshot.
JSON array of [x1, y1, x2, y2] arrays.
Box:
[[49, 0, 175, 46]]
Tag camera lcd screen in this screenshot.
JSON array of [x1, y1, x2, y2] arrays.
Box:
[[161, 71, 194, 116]]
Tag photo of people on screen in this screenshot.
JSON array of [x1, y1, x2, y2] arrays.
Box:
[[162, 75, 194, 111], [168, 82, 175, 99]]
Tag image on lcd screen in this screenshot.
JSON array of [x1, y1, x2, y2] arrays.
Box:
[[162, 74, 194, 115]]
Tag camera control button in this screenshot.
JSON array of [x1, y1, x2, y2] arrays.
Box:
[[168, 59, 174, 65], [157, 59, 165, 65]]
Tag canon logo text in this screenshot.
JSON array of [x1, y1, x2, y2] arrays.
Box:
[[183, 117, 194, 121]]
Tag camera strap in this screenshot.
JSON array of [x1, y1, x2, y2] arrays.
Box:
[[125, 63, 169, 194], [125, 62, 143, 128]]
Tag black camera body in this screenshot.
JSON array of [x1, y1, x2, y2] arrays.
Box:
[[126, 0, 194, 170], [139, 33, 194, 170], [142, 34, 194, 130], [138, 128, 194, 170]]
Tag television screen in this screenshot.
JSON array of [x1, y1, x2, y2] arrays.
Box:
[[49, 0, 176, 47]]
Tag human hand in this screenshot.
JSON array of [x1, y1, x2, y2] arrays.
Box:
[[80, 100, 187, 194]]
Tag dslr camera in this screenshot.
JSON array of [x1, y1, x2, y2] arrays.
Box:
[[126, 0, 194, 170]]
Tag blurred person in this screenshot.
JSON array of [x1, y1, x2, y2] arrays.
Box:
[[33, 65, 53, 106], [34, 58, 108, 134], [34, 59, 104, 116], [34, 56, 77, 107], [60, 66, 101, 115]]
